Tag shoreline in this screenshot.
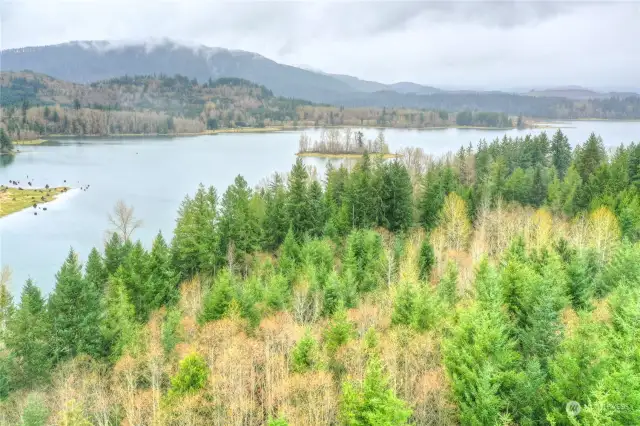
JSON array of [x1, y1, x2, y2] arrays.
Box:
[[296, 152, 401, 159], [0, 186, 72, 218], [33, 124, 523, 141]]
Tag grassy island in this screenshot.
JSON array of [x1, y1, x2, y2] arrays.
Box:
[[0, 186, 70, 218]]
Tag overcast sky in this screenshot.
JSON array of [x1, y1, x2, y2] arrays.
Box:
[[1, 0, 639, 90]]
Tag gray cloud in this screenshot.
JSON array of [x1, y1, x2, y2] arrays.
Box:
[[1, 0, 639, 90]]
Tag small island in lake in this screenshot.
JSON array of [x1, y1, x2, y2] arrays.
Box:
[[0, 185, 70, 218], [296, 128, 400, 159]]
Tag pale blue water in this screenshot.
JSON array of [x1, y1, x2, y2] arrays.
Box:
[[1, 123, 638, 294]]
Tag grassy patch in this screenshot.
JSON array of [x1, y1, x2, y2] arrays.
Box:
[[13, 139, 48, 145], [0, 186, 70, 218], [296, 152, 400, 159]]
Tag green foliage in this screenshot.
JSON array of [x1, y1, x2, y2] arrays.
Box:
[[267, 416, 289, 426], [200, 269, 235, 322], [418, 239, 435, 281], [343, 229, 386, 293], [443, 304, 519, 426], [263, 174, 289, 250], [291, 329, 320, 373], [5, 280, 51, 388], [339, 355, 412, 426], [278, 228, 300, 285], [566, 250, 598, 310], [437, 261, 459, 307], [145, 232, 180, 315], [48, 248, 103, 361], [219, 175, 261, 265], [551, 129, 572, 179], [84, 247, 108, 291], [411, 284, 440, 332], [324, 307, 354, 357], [162, 307, 182, 355], [598, 241, 640, 297], [378, 161, 413, 232], [102, 267, 138, 359], [21, 393, 49, 426], [171, 184, 219, 278], [0, 128, 13, 153], [169, 353, 208, 397], [287, 159, 312, 239], [391, 283, 414, 327]]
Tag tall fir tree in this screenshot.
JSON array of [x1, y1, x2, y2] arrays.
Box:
[[102, 267, 137, 359], [550, 129, 572, 179], [218, 175, 260, 266], [145, 231, 179, 315], [5, 280, 51, 388], [286, 159, 312, 239], [84, 247, 108, 292], [48, 248, 103, 361], [262, 174, 289, 250]]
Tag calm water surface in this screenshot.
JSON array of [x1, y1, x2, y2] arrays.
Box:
[[1, 122, 639, 294]]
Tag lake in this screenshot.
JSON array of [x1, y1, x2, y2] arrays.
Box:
[[1, 121, 639, 294]]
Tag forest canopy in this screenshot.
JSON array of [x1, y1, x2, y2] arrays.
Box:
[[1, 130, 640, 425]]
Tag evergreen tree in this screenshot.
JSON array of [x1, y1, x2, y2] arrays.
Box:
[[145, 232, 179, 315], [291, 329, 320, 373], [418, 239, 435, 281], [391, 283, 414, 326], [5, 280, 51, 388], [278, 228, 300, 286], [566, 250, 597, 310], [122, 241, 150, 321], [219, 175, 260, 266], [48, 249, 103, 361], [344, 152, 377, 229], [324, 307, 354, 357], [200, 269, 235, 322], [168, 353, 208, 397], [0, 128, 13, 153], [339, 355, 412, 426], [84, 247, 108, 292], [171, 185, 219, 278], [379, 161, 413, 232], [575, 132, 606, 182], [308, 179, 327, 238], [263, 174, 289, 250], [287, 159, 311, 239], [343, 229, 386, 293], [530, 165, 547, 207], [412, 284, 440, 332], [103, 232, 125, 275], [102, 267, 137, 359], [443, 304, 518, 425], [437, 261, 459, 307]]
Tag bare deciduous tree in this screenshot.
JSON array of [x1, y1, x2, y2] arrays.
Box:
[[108, 200, 143, 241]]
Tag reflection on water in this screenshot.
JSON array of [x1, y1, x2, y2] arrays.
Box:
[[0, 154, 15, 168], [1, 122, 639, 294]]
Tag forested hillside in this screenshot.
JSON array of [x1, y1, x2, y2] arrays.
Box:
[[0, 72, 517, 139], [3, 41, 640, 119], [2, 130, 640, 424]]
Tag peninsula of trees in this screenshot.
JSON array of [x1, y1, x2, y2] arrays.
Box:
[[2, 129, 640, 424]]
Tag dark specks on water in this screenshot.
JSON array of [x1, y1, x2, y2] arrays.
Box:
[[1, 121, 639, 294]]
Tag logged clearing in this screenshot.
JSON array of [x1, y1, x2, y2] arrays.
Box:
[[0, 186, 70, 217]]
